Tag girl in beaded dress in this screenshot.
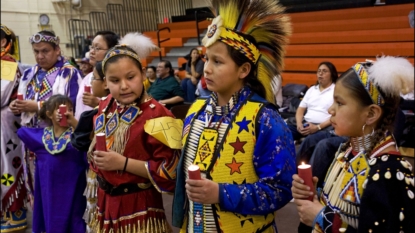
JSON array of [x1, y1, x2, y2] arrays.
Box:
[[87, 33, 181, 232], [17, 95, 87, 233], [292, 57, 415, 233], [172, 0, 296, 232]]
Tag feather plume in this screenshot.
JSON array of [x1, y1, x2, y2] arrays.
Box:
[[368, 56, 414, 96], [205, 0, 291, 103], [119, 32, 159, 59]]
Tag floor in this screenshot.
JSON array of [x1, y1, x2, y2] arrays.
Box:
[[19, 156, 414, 233], [20, 194, 300, 233]]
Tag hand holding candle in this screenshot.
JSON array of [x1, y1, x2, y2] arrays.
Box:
[[17, 93, 23, 100], [298, 162, 315, 201], [59, 104, 68, 127], [188, 164, 201, 180], [95, 133, 107, 152]]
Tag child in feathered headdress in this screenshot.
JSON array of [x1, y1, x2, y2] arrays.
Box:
[[292, 56, 415, 232], [172, 0, 296, 232]]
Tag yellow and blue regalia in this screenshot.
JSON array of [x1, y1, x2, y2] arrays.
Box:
[[173, 0, 295, 231]]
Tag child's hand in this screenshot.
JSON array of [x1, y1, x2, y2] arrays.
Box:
[[185, 178, 219, 204], [56, 110, 78, 128], [293, 196, 323, 226], [291, 174, 316, 199], [82, 92, 100, 108], [93, 150, 125, 171], [64, 111, 78, 128]]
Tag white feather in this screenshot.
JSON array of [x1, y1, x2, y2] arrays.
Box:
[[368, 56, 414, 96], [119, 32, 159, 59]]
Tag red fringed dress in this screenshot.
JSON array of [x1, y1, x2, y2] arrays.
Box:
[[89, 95, 179, 233]]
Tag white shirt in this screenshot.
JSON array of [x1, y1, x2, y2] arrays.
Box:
[[299, 83, 335, 124], [75, 72, 93, 120]]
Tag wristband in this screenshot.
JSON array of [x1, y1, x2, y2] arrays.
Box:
[[123, 157, 129, 173]]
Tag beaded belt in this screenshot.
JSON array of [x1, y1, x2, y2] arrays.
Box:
[[97, 176, 152, 196]]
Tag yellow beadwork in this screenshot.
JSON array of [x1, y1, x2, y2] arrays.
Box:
[[353, 63, 385, 106]]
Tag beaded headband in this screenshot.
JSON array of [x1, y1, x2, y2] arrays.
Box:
[[102, 44, 141, 73], [29, 33, 60, 45], [1, 24, 12, 36], [353, 62, 385, 106], [203, 16, 260, 64]]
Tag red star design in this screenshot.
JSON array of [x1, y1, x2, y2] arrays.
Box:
[[225, 158, 244, 175], [229, 137, 247, 154]]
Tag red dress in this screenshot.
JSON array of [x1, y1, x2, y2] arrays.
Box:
[[90, 95, 179, 232]]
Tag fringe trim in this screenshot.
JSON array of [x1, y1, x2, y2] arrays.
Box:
[[1, 167, 25, 213], [83, 169, 98, 230], [90, 212, 172, 233], [110, 121, 131, 156]]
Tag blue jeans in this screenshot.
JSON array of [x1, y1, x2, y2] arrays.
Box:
[[181, 78, 197, 102], [296, 130, 333, 165]]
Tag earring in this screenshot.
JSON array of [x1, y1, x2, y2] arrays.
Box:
[[362, 124, 374, 151], [362, 124, 375, 136]]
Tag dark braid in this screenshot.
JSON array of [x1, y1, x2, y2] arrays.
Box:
[[366, 90, 400, 154]]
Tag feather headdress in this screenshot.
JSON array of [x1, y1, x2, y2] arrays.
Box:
[[102, 32, 158, 72], [368, 56, 414, 97], [119, 32, 159, 59], [352, 56, 414, 106], [202, 0, 292, 103]]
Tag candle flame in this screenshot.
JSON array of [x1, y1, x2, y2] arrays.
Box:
[[301, 162, 305, 165]]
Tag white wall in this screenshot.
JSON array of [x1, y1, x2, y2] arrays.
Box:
[[2, 0, 200, 64], [1, 0, 122, 64]]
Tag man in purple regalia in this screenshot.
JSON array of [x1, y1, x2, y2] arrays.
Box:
[[9, 30, 82, 206]]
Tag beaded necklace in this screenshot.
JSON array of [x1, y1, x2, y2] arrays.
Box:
[[42, 126, 72, 154]]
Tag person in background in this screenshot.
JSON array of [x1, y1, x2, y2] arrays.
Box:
[[143, 65, 156, 90], [9, 30, 82, 207], [172, 0, 296, 232], [147, 60, 185, 108], [71, 60, 110, 233], [75, 30, 119, 119], [87, 33, 180, 232], [181, 48, 205, 102], [89, 61, 109, 99], [79, 57, 93, 78], [17, 95, 87, 233], [287, 61, 338, 142], [1, 23, 27, 232], [292, 57, 415, 232]]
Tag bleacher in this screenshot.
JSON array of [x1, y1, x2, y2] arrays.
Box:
[[139, 2, 414, 157], [141, 3, 414, 87]]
